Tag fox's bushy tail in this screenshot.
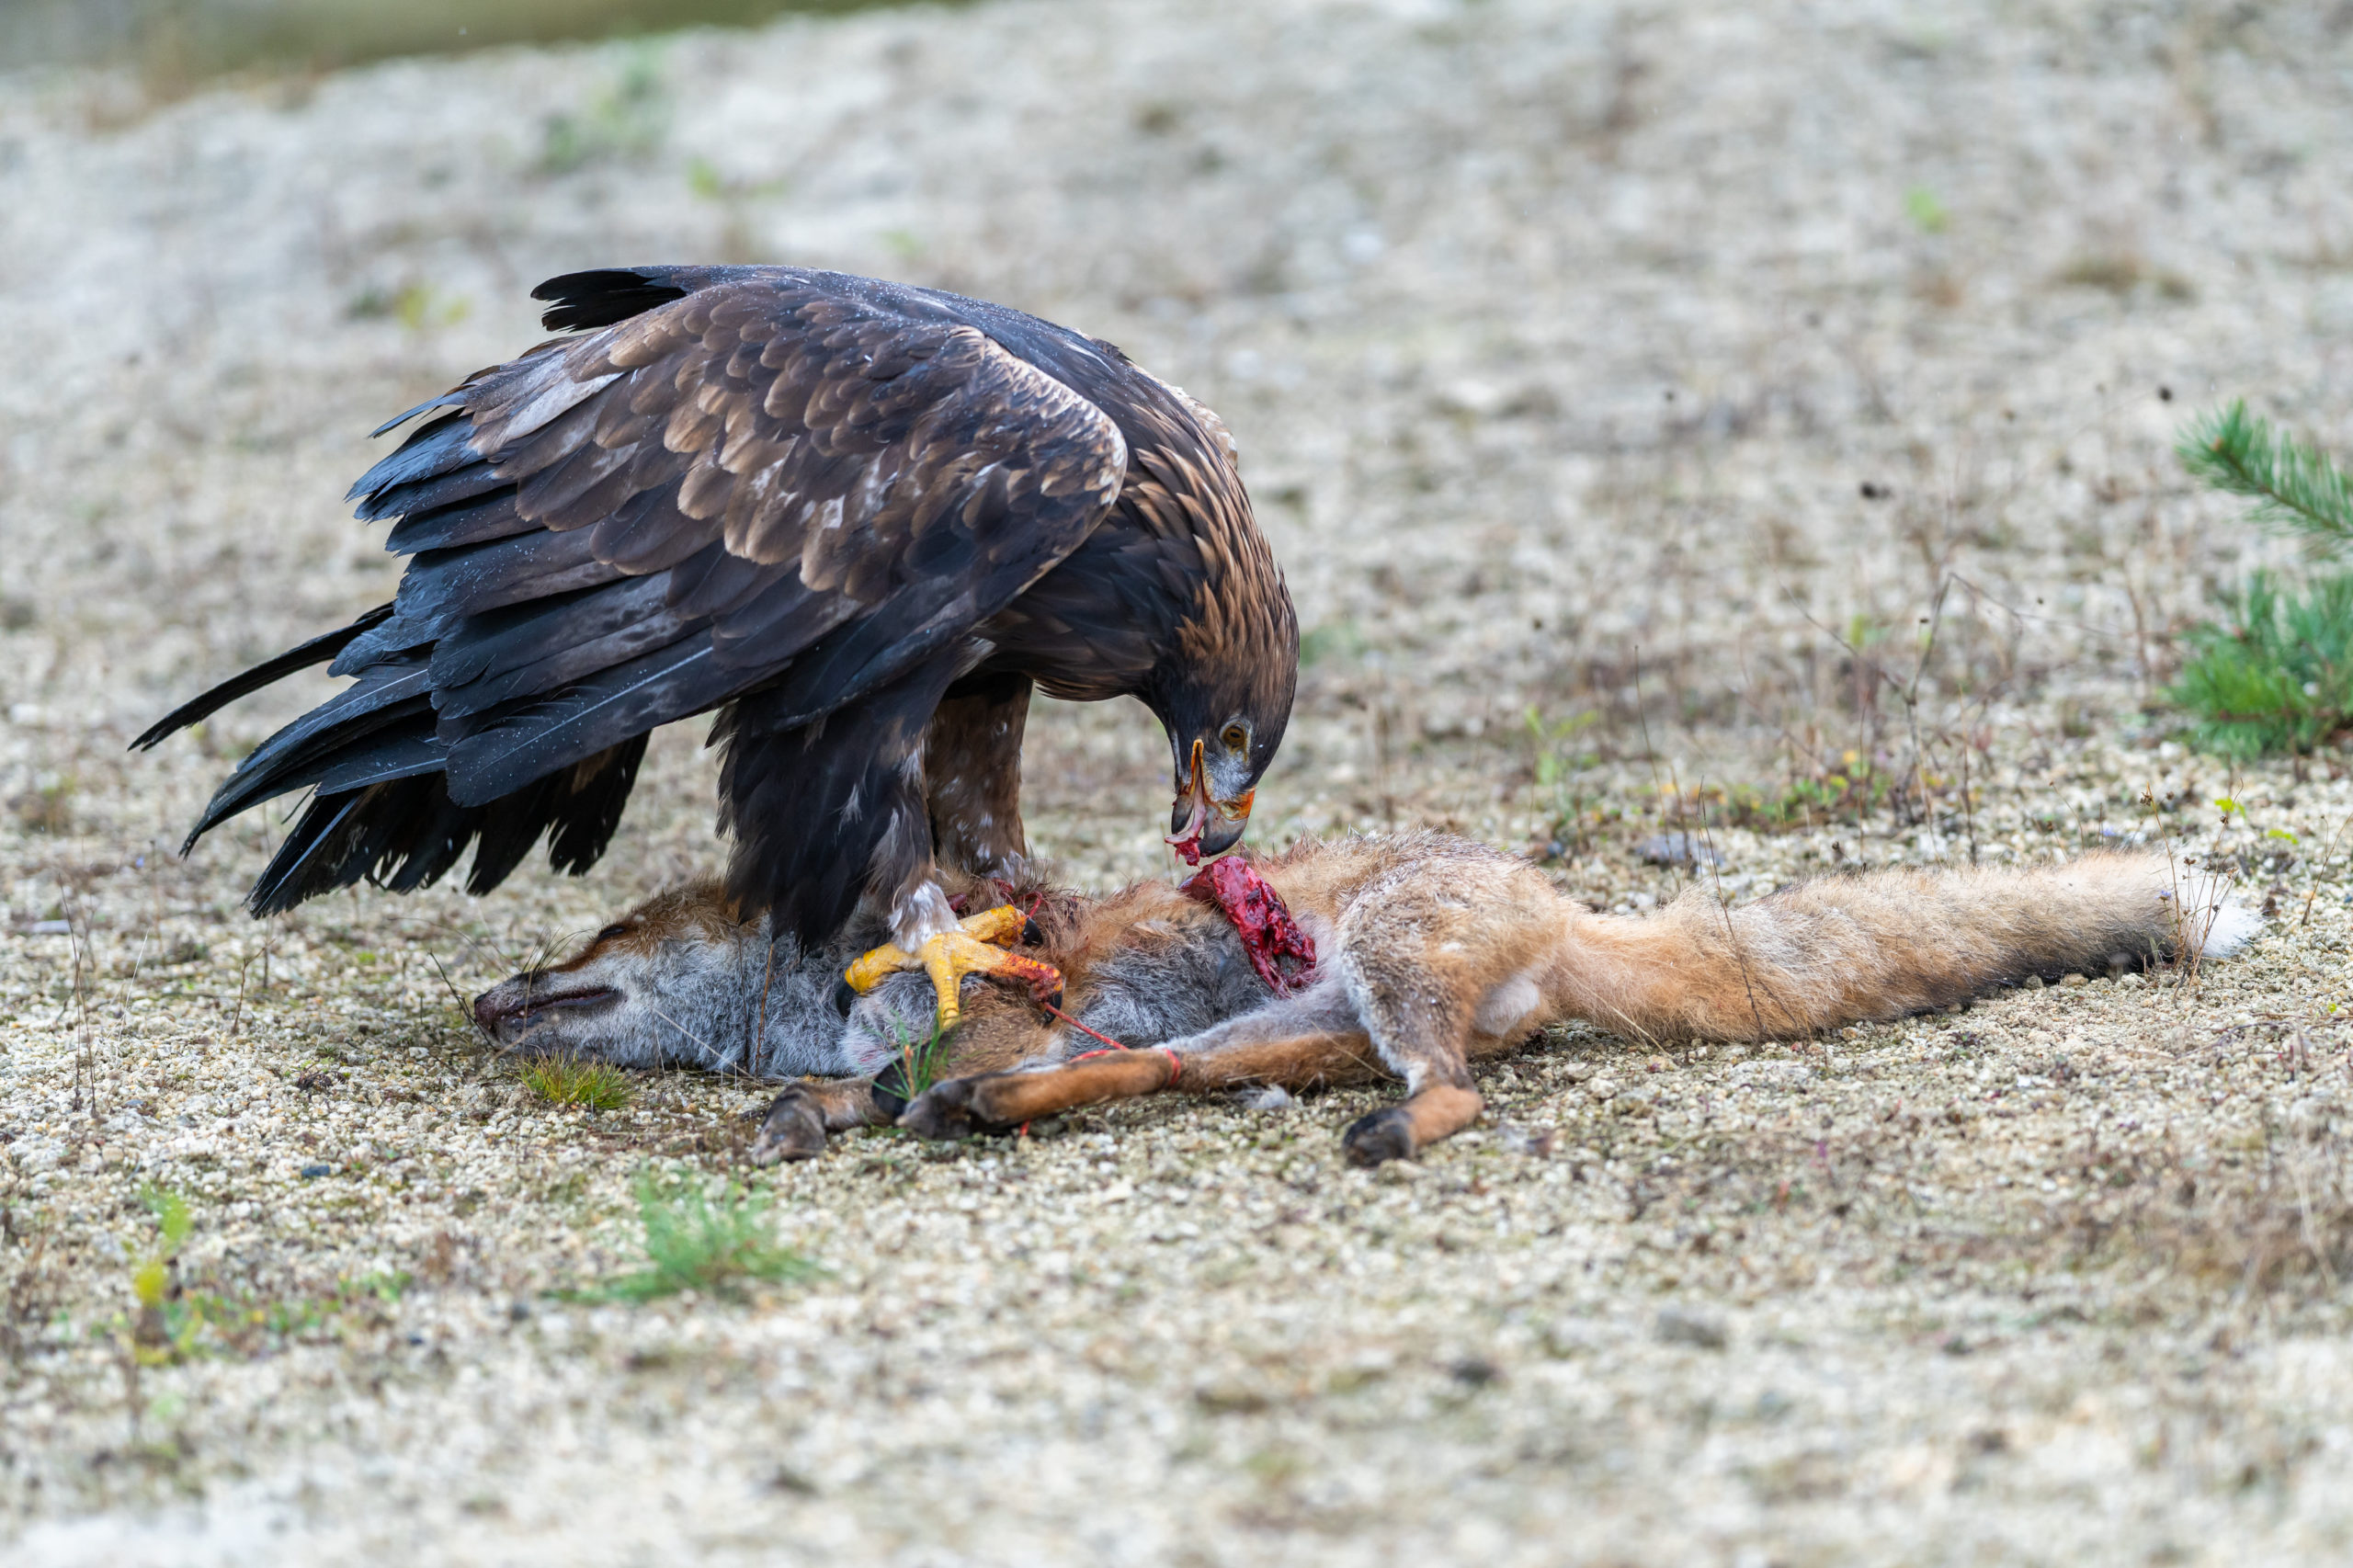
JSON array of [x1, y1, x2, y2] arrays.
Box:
[[1552, 853, 2256, 1042]]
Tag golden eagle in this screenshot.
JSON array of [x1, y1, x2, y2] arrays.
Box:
[[137, 267, 1296, 1017]]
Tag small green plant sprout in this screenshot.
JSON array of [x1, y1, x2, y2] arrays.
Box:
[[521, 1056, 633, 1111], [130, 1184, 199, 1365], [575, 1173, 821, 1304], [1904, 185, 1949, 233], [345, 1269, 411, 1309], [890, 1018, 955, 1101], [1523, 707, 1604, 857], [1299, 619, 1367, 667], [392, 281, 470, 334], [2168, 403, 2353, 756], [540, 49, 669, 174]]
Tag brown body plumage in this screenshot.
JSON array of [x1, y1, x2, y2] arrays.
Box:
[[137, 267, 1298, 954]]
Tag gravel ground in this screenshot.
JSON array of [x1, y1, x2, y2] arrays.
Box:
[[5, 1, 2353, 1562]]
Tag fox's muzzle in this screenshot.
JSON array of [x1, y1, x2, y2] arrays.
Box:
[[472, 972, 620, 1040]]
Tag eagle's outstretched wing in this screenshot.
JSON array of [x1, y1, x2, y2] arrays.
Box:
[[143, 267, 1129, 914]]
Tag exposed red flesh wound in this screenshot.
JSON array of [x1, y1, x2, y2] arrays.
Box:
[[1182, 854, 1318, 995]]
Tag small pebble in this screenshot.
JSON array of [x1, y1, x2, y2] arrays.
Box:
[[1635, 832, 1724, 869], [1657, 1307, 1729, 1350], [1495, 1124, 1556, 1157]]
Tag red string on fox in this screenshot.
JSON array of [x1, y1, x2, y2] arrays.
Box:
[[1038, 996, 1130, 1053]]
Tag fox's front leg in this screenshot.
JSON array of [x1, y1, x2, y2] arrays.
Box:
[[751, 1077, 889, 1165], [902, 986, 1375, 1140], [903, 1049, 1186, 1139]]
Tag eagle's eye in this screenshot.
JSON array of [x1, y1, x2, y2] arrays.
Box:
[[1222, 723, 1249, 754]]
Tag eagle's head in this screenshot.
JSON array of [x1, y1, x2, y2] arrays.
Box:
[[1156, 579, 1299, 863]]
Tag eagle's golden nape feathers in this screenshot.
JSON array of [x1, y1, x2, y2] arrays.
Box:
[[138, 265, 1299, 953]]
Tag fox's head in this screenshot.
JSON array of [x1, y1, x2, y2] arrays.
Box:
[[472, 881, 774, 1072], [470, 881, 954, 1080]]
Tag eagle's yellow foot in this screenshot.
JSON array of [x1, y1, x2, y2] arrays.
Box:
[[842, 906, 1062, 1031]]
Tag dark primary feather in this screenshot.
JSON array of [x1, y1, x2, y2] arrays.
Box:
[[151, 264, 1285, 936], [383, 491, 535, 555], [130, 605, 393, 752], [246, 736, 646, 915], [442, 636, 730, 802], [531, 267, 700, 331], [185, 661, 434, 845]]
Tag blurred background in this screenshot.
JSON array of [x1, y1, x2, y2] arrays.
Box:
[[6, 8, 2353, 1556], [2, 0, 927, 81], [3, 0, 2350, 894]]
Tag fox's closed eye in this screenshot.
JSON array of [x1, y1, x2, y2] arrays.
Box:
[[596, 925, 630, 941]]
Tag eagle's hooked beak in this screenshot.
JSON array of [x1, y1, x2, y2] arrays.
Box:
[[1166, 738, 1254, 865]]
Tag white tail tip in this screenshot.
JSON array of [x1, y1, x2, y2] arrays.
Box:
[[2197, 901, 2261, 959]]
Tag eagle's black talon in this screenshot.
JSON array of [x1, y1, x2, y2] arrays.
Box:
[[830, 977, 857, 1018], [1342, 1107, 1417, 1166], [1021, 917, 1045, 947]]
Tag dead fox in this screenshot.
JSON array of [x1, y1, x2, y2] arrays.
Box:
[[472, 834, 2254, 1165]]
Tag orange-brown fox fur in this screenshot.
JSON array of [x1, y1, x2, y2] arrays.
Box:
[[473, 832, 2253, 1165]]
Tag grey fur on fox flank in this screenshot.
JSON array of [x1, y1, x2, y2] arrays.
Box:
[[472, 834, 2257, 1165]]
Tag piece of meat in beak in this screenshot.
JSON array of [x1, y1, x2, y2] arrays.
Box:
[[1166, 738, 1255, 865]]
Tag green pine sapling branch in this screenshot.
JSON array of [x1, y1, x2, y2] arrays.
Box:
[[2178, 400, 2353, 553], [2166, 402, 2353, 756]]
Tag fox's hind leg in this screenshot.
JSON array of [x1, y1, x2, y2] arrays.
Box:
[[901, 985, 1378, 1140], [751, 1078, 888, 1165]]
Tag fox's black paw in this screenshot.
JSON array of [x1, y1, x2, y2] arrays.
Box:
[[751, 1090, 828, 1165], [1342, 1107, 1417, 1166], [901, 1078, 989, 1141]]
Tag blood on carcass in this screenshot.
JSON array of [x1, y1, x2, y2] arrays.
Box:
[[1182, 854, 1318, 995]]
